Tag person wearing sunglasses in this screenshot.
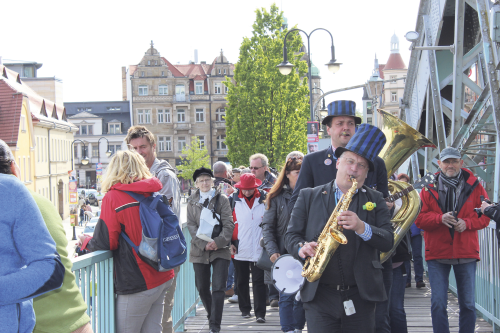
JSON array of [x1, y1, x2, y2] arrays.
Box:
[[249, 153, 276, 192]]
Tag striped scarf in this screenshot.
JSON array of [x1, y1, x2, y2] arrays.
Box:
[[440, 170, 463, 213]]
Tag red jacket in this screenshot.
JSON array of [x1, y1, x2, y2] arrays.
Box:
[[84, 178, 174, 294], [415, 169, 490, 261]]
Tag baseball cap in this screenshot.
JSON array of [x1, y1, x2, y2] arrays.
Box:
[[439, 147, 461, 161]]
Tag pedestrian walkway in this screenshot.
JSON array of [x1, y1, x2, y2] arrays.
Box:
[[184, 274, 494, 332]]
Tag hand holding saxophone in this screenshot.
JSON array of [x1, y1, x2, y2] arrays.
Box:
[[299, 241, 318, 259], [338, 211, 365, 234]]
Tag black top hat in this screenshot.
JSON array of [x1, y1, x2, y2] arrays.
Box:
[[322, 100, 362, 126], [192, 167, 214, 182], [335, 124, 387, 171]]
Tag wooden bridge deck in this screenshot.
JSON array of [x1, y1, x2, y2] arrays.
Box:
[[184, 274, 493, 332]]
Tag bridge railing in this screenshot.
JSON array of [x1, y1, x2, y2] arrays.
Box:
[[71, 223, 199, 333]]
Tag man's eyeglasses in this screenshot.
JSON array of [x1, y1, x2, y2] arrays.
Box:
[[342, 157, 368, 170], [249, 166, 264, 170]]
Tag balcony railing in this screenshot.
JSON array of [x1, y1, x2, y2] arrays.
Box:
[[174, 95, 189, 103], [133, 95, 173, 103], [213, 121, 226, 129], [174, 123, 192, 130], [71, 223, 199, 333], [190, 94, 210, 101]]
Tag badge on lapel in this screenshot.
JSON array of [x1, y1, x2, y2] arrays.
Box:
[[324, 159, 332, 165], [363, 202, 376, 211]]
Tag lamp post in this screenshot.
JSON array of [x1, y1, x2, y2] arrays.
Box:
[[366, 56, 384, 127], [277, 28, 341, 121], [97, 137, 112, 163], [70, 139, 89, 241]]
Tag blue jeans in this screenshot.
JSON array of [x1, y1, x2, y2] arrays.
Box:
[[406, 235, 424, 283], [375, 258, 393, 333], [226, 259, 235, 290], [390, 264, 408, 333], [279, 291, 306, 332], [427, 260, 477, 333]]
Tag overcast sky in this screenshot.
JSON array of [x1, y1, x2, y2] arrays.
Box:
[[1, 0, 420, 109]]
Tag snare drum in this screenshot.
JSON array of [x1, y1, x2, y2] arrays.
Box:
[[271, 254, 305, 295]]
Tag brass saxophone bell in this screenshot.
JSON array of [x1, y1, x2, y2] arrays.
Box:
[[329, 228, 348, 244]]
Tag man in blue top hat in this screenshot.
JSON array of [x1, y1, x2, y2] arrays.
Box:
[[285, 124, 393, 333], [288, 100, 394, 333]]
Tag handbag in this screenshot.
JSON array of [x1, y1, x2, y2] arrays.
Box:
[[256, 238, 273, 271]]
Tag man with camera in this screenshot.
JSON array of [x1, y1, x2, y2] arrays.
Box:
[[415, 147, 490, 333]]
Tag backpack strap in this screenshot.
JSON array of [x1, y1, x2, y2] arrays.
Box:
[[121, 232, 140, 253], [124, 191, 163, 210]]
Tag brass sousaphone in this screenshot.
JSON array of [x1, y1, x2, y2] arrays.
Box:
[[377, 110, 436, 263]]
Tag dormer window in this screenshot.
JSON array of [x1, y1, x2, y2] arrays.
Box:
[[108, 122, 121, 134], [148, 60, 151, 65], [195, 82, 203, 95]]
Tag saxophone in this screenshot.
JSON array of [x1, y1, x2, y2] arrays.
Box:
[[302, 177, 358, 283]]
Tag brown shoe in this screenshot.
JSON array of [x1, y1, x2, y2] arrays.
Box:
[[405, 282, 411, 288], [225, 288, 234, 297], [416, 281, 426, 288]]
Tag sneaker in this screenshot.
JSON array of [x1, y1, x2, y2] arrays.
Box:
[[228, 294, 238, 303], [294, 330, 303, 333], [242, 313, 251, 319], [270, 299, 279, 307], [225, 287, 234, 297], [256, 317, 266, 323], [406, 282, 411, 288], [416, 281, 426, 288]]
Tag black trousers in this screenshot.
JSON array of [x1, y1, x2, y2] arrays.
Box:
[[193, 258, 230, 331], [233, 259, 267, 318], [303, 284, 376, 333]]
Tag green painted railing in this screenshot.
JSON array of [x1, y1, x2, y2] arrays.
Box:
[[423, 221, 500, 332], [70, 223, 199, 333]]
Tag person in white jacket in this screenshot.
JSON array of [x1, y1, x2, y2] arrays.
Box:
[[231, 173, 268, 324]]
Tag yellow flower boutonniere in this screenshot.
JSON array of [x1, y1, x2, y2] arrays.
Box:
[[363, 202, 376, 211]]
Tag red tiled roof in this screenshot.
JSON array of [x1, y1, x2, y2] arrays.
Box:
[[379, 64, 385, 79], [0, 80, 23, 147], [384, 53, 406, 70], [161, 58, 186, 77], [129, 65, 138, 76]]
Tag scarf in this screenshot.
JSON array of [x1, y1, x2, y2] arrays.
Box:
[[440, 170, 463, 213], [199, 188, 215, 206]]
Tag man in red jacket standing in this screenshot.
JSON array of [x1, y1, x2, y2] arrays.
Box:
[[415, 147, 490, 333]]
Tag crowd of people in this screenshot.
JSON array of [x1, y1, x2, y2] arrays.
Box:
[[1, 99, 499, 333]]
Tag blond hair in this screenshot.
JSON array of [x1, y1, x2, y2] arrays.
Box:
[[101, 150, 152, 193]]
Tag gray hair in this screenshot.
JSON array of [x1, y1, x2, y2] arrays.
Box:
[[249, 153, 268, 167], [286, 151, 304, 160], [240, 168, 252, 174], [0, 139, 14, 175], [213, 161, 228, 176]]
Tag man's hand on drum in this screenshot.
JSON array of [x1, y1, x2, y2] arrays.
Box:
[[299, 241, 318, 259]]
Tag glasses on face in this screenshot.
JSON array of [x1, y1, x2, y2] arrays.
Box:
[[342, 157, 368, 170], [249, 166, 264, 170], [197, 179, 212, 184]]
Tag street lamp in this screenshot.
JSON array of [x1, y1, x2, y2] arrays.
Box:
[[366, 55, 384, 127], [97, 137, 112, 163], [277, 28, 342, 121]]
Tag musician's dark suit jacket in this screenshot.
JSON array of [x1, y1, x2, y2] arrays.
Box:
[[288, 146, 389, 215], [285, 180, 394, 303]]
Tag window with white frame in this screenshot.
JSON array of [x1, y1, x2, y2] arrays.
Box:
[[77, 107, 92, 112], [92, 145, 99, 157], [224, 68, 227, 75], [178, 136, 186, 152], [148, 60, 150, 65], [195, 82, 203, 94], [78, 124, 93, 135], [390, 75, 397, 83], [21, 115, 26, 131], [108, 144, 122, 156], [139, 85, 148, 96], [137, 109, 151, 124], [197, 135, 205, 148], [215, 108, 226, 121], [195, 109, 204, 122], [224, 85, 228, 94], [158, 136, 171, 151], [109, 123, 121, 134], [214, 83, 221, 94], [177, 109, 186, 123], [159, 85, 168, 95], [157, 109, 171, 123], [161, 71, 165, 76], [391, 92, 398, 102], [216, 135, 227, 150], [106, 106, 121, 111], [141, 71, 145, 77]]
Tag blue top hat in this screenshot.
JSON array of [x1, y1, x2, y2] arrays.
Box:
[[322, 100, 362, 126], [334, 124, 387, 171]]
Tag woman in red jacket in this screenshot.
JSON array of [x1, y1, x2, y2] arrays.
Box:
[[79, 150, 174, 333]]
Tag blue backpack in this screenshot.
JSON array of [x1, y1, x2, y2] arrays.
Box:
[[120, 191, 187, 271]]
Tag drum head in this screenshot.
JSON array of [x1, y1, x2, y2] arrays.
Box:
[[271, 254, 305, 295]]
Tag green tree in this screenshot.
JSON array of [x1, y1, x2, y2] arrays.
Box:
[[223, 4, 309, 168], [176, 137, 211, 181]]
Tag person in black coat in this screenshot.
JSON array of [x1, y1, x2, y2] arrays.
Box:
[[286, 124, 393, 333], [288, 100, 394, 333]]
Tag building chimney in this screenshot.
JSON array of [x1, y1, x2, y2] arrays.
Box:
[[194, 50, 198, 64]]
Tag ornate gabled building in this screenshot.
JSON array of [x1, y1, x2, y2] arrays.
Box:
[[124, 42, 234, 168], [380, 34, 407, 118]]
